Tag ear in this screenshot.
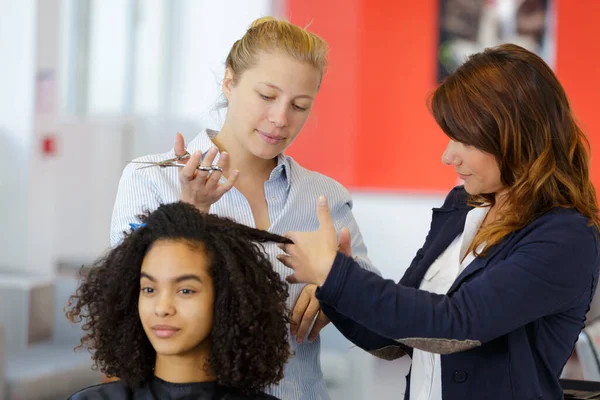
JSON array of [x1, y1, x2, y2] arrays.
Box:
[[222, 68, 235, 101]]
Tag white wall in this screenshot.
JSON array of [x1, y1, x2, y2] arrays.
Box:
[[25, 0, 63, 277], [169, 0, 272, 123], [0, 0, 36, 272], [352, 191, 445, 280], [17, 0, 275, 272], [53, 116, 205, 265]]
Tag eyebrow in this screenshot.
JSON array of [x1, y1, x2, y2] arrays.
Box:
[[140, 272, 204, 284], [258, 82, 313, 100]]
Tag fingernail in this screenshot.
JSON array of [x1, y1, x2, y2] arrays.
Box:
[[319, 195, 327, 205], [297, 338, 303, 344]]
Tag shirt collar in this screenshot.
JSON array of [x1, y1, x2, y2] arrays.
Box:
[[188, 129, 291, 189], [271, 153, 291, 190]]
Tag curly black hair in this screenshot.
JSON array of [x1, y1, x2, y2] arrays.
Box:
[[66, 201, 292, 394]]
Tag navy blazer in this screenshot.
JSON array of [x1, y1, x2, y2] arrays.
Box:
[[317, 186, 600, 400]]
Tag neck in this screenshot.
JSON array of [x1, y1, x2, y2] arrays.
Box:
[[493, 189, 509, 211], [211, 124, 277, 183], [482, 189, 509, 227], [154, 342, 215, 383]]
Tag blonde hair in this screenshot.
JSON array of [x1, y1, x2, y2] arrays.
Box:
[[225, 17, 329, 86]]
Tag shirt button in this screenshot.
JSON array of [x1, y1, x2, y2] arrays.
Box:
[[453, 370, 468, 383]]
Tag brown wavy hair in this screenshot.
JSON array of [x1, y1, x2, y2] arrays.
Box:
[[66, 202, 292, 395], [430, 43, 599, 255]]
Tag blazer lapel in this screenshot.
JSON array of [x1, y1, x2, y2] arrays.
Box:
[[403, 206, 471, 288], [447, 231, 516, 294]]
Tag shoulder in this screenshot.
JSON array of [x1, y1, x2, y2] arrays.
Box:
[[117, 146, 179, 189], [68, 381, 132, 400], [122, 147, 176, 175], [284, 155, 351, 202], [503, 209, 600, 297], [126, 130, 205, 166], [498, 209, 600, 286], [523, 208, 599, 250], [131, 149, 177, 164], [117, 131, 206, 186]]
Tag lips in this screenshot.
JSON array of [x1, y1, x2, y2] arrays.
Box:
[[151, 325, 180, 339], [256, 130, 285, 145]]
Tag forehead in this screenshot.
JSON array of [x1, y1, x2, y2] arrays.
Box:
[[240, 51, 321, 95], [140, 240, 211, 278]]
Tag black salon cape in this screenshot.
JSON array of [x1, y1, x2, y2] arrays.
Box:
[[68, 377, 279, 400]]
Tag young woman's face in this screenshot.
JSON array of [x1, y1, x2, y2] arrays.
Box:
[[139, 240, 214, 359], [222, 51, 321, 160]]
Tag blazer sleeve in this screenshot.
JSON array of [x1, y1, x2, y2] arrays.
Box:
[[318, 242, 427, 360], [316, 187, 462, 359], [317, 212, 599, 355]]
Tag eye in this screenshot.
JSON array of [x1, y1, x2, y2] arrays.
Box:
[[292, 104, 308, 112], [179, 288, 196, 295], [259, 93, 274, 101], [141, 287, 154, 294]]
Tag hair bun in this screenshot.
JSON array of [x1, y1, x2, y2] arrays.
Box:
[[249, 16, 279, 29]]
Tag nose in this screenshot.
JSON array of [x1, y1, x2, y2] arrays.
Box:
[[441, 140, 461, 166], [155, 293, 175, 317], [269, 103, 288, 128]]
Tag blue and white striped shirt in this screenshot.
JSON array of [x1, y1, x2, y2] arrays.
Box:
[[110, 130, 378, 400]]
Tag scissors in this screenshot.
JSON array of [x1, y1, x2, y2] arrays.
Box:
[[130, 151, 223, 172]]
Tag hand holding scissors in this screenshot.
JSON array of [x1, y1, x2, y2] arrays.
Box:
[[131, 133, 239, 213]]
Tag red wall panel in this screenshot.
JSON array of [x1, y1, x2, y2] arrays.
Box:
[[555, 0, 600, 198], [284, 0, 361, 186], [285, 0, 600, 194]]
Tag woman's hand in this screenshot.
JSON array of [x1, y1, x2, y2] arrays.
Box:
[[277, 196, 338, 286], [290, 284, 330, 343], [175, 133, 239, 213]]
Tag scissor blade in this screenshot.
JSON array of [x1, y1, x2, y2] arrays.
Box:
[[134, 164, 161, 170], [129, 160, 221, 172], [130, 161, 171, 165]]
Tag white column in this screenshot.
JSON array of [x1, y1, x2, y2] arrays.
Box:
[[0, 0, 36, 273], [24, 0, 63, 276]]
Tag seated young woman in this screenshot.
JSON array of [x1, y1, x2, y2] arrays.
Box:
[[66, 201, 293, 399]]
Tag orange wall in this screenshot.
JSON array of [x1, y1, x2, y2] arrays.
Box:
[[285, 0, 600, 194], [556, 1, 600, 196]]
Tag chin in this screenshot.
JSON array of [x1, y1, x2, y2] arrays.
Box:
[[462, 184, 480, 196], [251, 145, 283, 160], [251, 136, 289, 158], [152, 344, 184, 357]]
